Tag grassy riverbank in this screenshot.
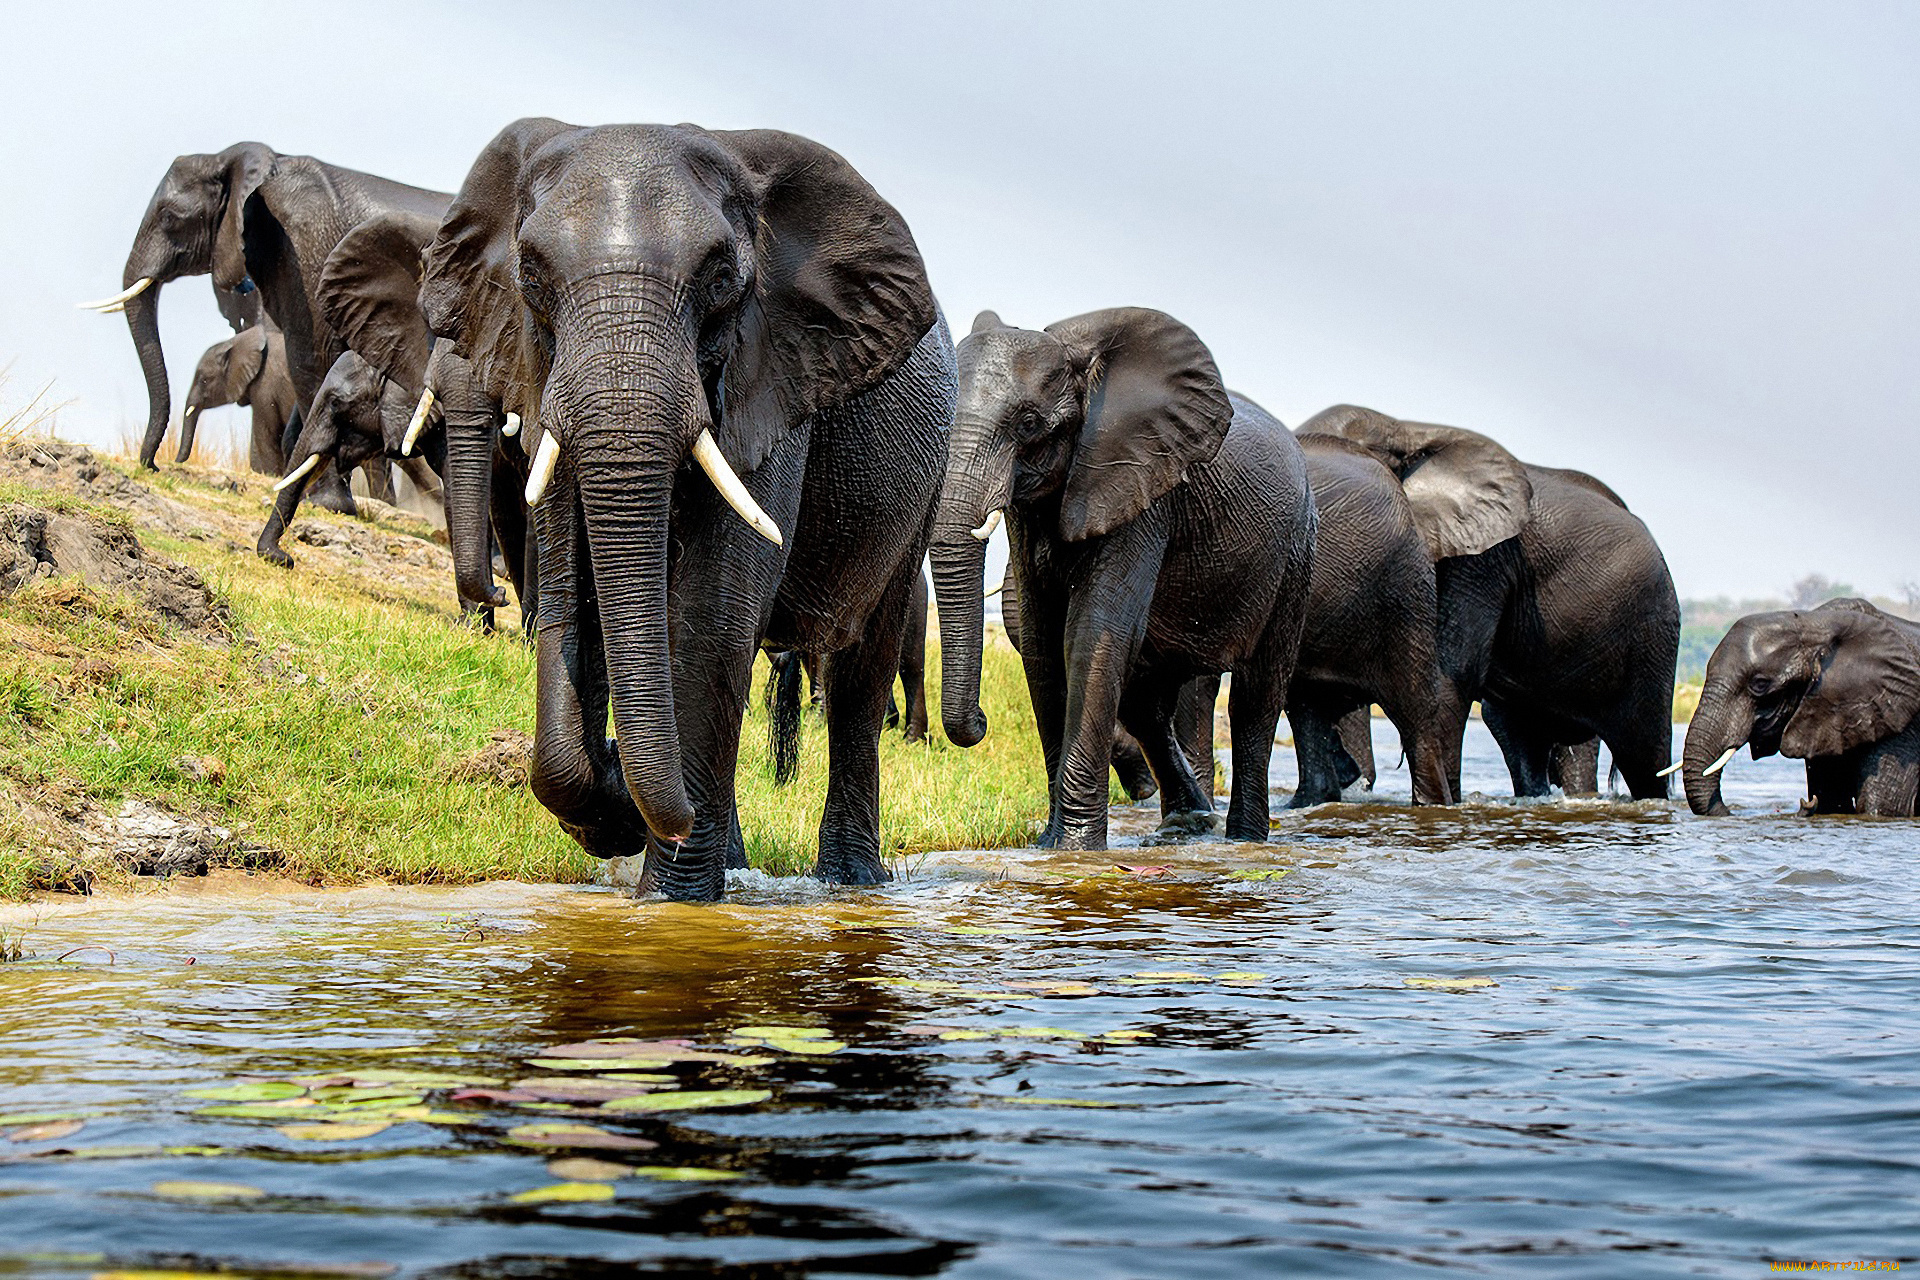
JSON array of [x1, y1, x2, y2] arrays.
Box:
[[0, 443, 1047, 899]]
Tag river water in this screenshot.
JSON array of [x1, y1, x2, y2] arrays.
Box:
[[2, 723, 1914, 1278]]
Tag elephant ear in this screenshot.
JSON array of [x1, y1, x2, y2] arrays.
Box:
[[319, 211, 440, 391], [1044, 308, 1231, 542], [705, 127, 938, 473], [1298, 404, 1530, 559], [422, 118, 578, 420], [223, 327, 269, 403], [1782, 602, 1920, 758], [211, 142, 275, 293]]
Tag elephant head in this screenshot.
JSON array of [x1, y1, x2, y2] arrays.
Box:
[[419, 119, 936, 842], [1295, 404, 1532, 560], [929, 307, 1231, 747], [178, 326, 274, 463], [78, 143, 278, 469], [1682, 599, 1920, 814]]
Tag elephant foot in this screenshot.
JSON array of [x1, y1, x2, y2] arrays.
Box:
[[902, 725, 927, 745], [639, 835, 725, 902], [257, 545, 294, 570], [815, 855, 891, 887], [1223, 815, 1273, 843], [1286, 786, 1338, 810], [816, 818, 891, 886], [1051, 824, 1109, 853], [1146, 807, 1224, 844]]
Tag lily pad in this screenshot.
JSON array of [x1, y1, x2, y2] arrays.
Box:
[[451, 1088, 542, 1103], [1099, 1029, 1153, 1042], [1215, 971, 1269, 982], [0, 1111, 90, 1126], [1126, 971, 1210, 982], [379, 1106, 476, 1125], [1005, 981, 1101, 996], [731, 1025, 830, 1040], [1403, 976, 1498, 990], [600, 1089, 771, 1113], [547, 1157, 636, 1182], [39, 1143, 163, 1160], [183, 1081, 307, 1103], [6, 1119, 83, 1143], [194, 1100, 320, 1119], [318, 1091, 427, 1110], [276, 1121, 392, 1142], [1227, 868, 1291, 881], [505, 1123, 658, 1151], [936, 1030, 993, 1041], [510, 1180, 616, 1204], [523, 1057, 676, 1072], [151, 1179, 265, 1200], [629, 1165, 744, 1182], [513, 1078, 671, 1104], [330, 1069, 502, 1087]]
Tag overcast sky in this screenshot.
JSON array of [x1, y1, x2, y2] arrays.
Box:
[[3, 0, 1914, 598]]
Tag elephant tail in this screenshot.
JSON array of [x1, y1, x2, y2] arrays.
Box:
[[766, 651, 804, 787]]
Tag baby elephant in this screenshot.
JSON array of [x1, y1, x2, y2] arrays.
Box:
[[1682, 598, 1920, 816], [179, 325, 297, 475]]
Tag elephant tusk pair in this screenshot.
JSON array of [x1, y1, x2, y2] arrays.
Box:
[[1701, 746, 1739, 777], [77, 278, 152, 312], [400, 387, 435, 457], [971, 508, 1003, 541], [522, 427, 783, 547], [273, 453, 320, 493]]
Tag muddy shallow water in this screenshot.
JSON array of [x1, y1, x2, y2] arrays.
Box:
[[2, 723, 1915, 1278]]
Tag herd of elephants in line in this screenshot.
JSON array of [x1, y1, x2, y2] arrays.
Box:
[[75, 121, 1920, 899]]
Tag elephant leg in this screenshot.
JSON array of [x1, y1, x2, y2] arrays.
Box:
[[726, 804, 749, 871], [1050, 611, 1151, 853], [518, 519, 540, 646], [251, 403, 286, 476], [883, 692, 900, 730], [1015, 574, 1071, 847], [1853, 722, 1920, 816], [1483, 698, 1553, 797], [1286, 694, 1349, 809], [1334, 706, 1376, 790], [1118, 673, 1211, 828], [1805, 754, 1858, 814], [306, 462, 357, 516], [1110, 726, 1159, 802], [1224, 657, 1289, 841], [255, 475, 307, 569], [1550, 739, 1601, 796], [1175, 674, 1219, 804], [815, 560, 920, 885], [1396, 712, 1455, 806], [362, 459, 396, 504], [1603, 690, 1677, 802], [804, 651, 826, 714]]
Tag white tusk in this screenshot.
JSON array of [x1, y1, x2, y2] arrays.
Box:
[[502, 411, 521, 438], [1655, 760, 1682, 777], [98, 302, 127, 315], [401, 387, 434, 457], [77, 277, 152, 311], [693, 428, 782, 546], [970, 508, 1003, 541], [524, 430, 560, 506], [1701, 746, 1739, 777], [273, 454, 321, 493], [984, 579, 1004, 599]]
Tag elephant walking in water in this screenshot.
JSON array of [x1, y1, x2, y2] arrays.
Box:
[[178, 324, 297, 475], [422, 119, 953, 899], [931, 308, 1315, 851], [1682, 599, 1920, 816]]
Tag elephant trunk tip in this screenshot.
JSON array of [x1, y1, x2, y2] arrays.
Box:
[[945, 707, 989, 749]]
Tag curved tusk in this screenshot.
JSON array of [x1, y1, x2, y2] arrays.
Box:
[[984, 579, 1004, 599], [77, 277, 152, 311], [502, 411, 521, 438], [524, 429, 561, 507], [1654, 760, 1682, 777], [272, 453, 321, 493], [400, 387, 434, 457], [1701, 746, 1739, 777], [970, 508, 1003, 541], [693, 429, 782, 546], [97, 301, 127, 315]]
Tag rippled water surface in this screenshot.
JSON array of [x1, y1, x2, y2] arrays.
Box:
[[2, 724, 1916, 1278]]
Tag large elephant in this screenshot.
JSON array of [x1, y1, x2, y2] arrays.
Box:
[[81, 142, 449, 517], [261, 210, 535, 633], [177, 324, 296, 475], [1298, 406, 1679, 801], [1287, 434, 1453, 806], [420, 119, 953, 899], [931, 308, 1315, 851], [1682, 599, 1920, 816]]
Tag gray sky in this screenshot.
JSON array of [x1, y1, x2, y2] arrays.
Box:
[[4, 0, 1914, 598]]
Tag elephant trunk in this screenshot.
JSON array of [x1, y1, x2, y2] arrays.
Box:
[[1681, 685, 1751, 816], [929, 411, 1013, 748], [124, 284, 172, 470], [175, 402, 202, 465], [441, 404, 505, 609]]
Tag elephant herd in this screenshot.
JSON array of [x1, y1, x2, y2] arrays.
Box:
[[80, 120, 1918, 901]]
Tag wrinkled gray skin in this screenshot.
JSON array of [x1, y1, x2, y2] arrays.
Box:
[[1288, 435, 1453, 806], [932, 308, 1314, 850], [109, 142, 448, 517], [421, 119, 953, 900], [178, 324, 296, 474], [1684, 599, 1920, 816], [1299, 406, 1679, 801], [997, 564, 1159, 802]]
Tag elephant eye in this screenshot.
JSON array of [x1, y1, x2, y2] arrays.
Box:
[[705, 260, 740, 306]]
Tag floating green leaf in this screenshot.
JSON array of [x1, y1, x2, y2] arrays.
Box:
[[40, 1144, 162, 1160], [329, 1069, 502, 1087], [510, 1180, 616, 1204], [731, 1025, 829, 1040], [523, 1057, 677, 1071], [151, 1179, 266, 1201], [1099, 1030, 1153, 1042], [161, 1145, 228, 1157], [512, 1077, 672, 1103], [276, 1120, 391, 1142], [505, 1123, 658, 1151], [1227, 868, 1291, 881], [599, 1089, 771, 1113], [182, 1081, 307, 1103], [547, 1157, 636, 1182], [194, 1100, 320, 1119], [0, 1111, 90, 1126], [628, 1165, 743, 1182]]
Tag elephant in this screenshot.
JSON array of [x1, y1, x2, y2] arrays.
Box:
[[177, 324, 297, 475], [1681, 598, 1920, 817], [1286, 434, 1453, 806], [420, 118, 954, 899], [1298, 406, 1679, 801], [260, 210, 536, 635], [81, 142, 449, 515], [931, 308, 1315, 851], [996, 563, 1160, 802]]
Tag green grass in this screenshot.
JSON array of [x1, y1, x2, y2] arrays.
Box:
[[0, 460, 1052, 896]]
